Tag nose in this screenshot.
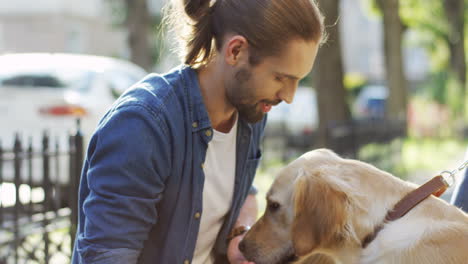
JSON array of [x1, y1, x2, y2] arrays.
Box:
[[238, 239, 246, 252], [277, 83, 298, 104]]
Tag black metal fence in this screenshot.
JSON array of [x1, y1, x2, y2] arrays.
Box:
[[263, 118, 406, 163], [0, 124, 83, 264], [328, 118, 406, 158]]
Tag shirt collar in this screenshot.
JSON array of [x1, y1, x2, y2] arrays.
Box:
[[181, 65, 212, 132]]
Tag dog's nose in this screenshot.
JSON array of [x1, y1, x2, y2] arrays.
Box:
[[238, 239, 246, 252]]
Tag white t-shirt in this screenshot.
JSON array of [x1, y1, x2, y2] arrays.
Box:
[[192, 117, 238, 264]]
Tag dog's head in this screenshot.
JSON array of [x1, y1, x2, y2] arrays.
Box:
[[240, 149, 372, 264]]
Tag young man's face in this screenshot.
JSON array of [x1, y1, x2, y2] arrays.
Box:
[[225, 39, 319, 123]]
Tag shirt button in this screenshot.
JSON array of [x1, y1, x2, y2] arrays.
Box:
[[205, 129, 212, 137], [192, 122, 198, 128], [184, 260, 190, 264], [201, 163, 204, 169], [194, 212, 201, 219]]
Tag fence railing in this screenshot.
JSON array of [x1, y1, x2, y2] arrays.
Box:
[[0, 121, 83, 264], [328, 118, 406, 158], [262, 118, 406, 163]]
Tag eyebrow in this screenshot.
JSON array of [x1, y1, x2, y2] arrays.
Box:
[[275, 71, 300, 81]]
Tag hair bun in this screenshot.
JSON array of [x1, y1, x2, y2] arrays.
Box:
[[184, 0, 211, 20]]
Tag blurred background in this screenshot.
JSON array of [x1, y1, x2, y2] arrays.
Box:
[[0, 0, 467, 263]]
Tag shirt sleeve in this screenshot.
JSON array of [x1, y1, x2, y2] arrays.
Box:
[[75, 104, 172, 263], [451, 149, 468, 212], [248, 185, 258, 195]]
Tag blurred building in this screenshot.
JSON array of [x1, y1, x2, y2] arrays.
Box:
[[0, 0, 128, 57], [340, 0, 430, 84]]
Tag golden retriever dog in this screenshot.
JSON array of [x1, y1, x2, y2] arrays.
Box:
[[239, 149, 468, 264]]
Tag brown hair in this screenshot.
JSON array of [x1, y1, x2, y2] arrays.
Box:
[[166, 0, 326, 68]]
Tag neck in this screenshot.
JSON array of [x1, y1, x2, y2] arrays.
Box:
[[197, 61, 237, 133], [345, 166, 416, 251]]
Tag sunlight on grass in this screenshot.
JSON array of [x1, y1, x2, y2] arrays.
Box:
[[402, 138, 467, 173], [2, 225, 70, 263]]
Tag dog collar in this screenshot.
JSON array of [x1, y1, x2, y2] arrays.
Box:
[[362, 175, 448, 248]]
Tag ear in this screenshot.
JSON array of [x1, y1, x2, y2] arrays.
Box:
[[224, 35, 249, 66], [291, 170, 348, 256]]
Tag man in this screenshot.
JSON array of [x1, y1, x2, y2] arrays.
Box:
[[72, 0, 325, 263]]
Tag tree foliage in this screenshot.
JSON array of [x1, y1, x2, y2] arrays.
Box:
[[401, 0, 466, 117], [363, 0, 467, 119]]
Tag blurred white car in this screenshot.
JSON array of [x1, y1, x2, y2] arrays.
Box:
[[0, 53, 147, 184], [0, 53, 147, 148]]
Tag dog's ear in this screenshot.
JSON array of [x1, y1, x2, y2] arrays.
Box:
[[292, 169, 348, 256]]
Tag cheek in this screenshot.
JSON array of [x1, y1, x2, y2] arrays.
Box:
[[249, 78, 283, 100], [257, 212, 292, 242], [235, 78, 257, 100]]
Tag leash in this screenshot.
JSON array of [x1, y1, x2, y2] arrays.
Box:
[[439, 159, 468, 187], [362, 159, 468, 248]]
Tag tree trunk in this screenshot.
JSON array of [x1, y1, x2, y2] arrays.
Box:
[[443, 0, 466, 112], [125, 0, 153, 71], [376, 0, 408, 123], [313, 0, 350, 148]]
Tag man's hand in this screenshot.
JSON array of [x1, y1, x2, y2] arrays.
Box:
[[227, 235, 255, 264], [228, 194, 257, 264]]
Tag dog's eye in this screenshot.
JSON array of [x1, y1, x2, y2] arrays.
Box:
[[268, 201, 280, 212]]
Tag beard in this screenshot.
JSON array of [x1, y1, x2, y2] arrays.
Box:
[[227, 67, 281, 123], [236, 102, 264, 124]]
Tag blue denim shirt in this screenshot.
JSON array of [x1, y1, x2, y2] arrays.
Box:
[[451, 150, 468, 212], [72, 66, 266, 264]]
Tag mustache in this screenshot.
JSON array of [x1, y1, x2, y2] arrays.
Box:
[[261, 99, 282, 106]]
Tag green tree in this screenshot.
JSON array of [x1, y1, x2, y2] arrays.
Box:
[[372, 0, 408, 124], [400, 0, 467, 118], [443, 0, 466, 112], [105, 0, 163, 71], [125, 0, 153, 71], [313, 0, 351, 147]]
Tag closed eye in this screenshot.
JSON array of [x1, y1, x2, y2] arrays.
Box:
[[275, 75, 285, 82]]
